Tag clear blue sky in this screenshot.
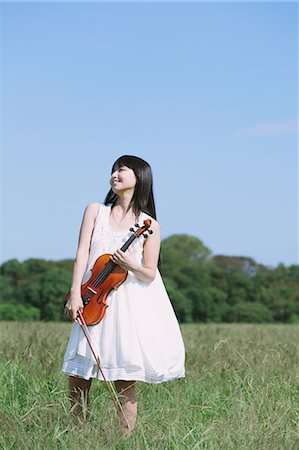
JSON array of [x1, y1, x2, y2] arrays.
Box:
[[1, 1, 298, 269]]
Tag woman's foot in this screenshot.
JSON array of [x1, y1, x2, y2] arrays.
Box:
[[120, 400, 137, 437], [122, 426, 132, 439], [114, 380, 138, 438], [68, 375, 92, 422]]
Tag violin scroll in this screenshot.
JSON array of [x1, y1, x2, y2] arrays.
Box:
[[131, 219, 153, 238]]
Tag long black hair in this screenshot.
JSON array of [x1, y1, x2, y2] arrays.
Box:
[[104, 155, 157, 220], [104, 155, 161, 269]]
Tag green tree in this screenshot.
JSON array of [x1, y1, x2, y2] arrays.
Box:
[[40, 268, 71, 320], [0, 259, 26, 286], [228, 302, 273, 323], [0, 275, 14, 303], [0, 303, 40, 320], [163, 277, 193, 323], [161, 234, 212, 277]]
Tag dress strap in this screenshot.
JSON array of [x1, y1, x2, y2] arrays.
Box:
[[94, 203, 106, 226]]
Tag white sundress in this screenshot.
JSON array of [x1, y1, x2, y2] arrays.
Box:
[[61, 203, 186, 384]]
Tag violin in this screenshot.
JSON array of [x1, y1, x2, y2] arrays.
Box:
[[64, 219, 152, 326]]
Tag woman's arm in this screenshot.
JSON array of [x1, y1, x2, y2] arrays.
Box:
[[70, 203, 99, 292], [65, 203, 99, 320], [111, 219, 160, 283]]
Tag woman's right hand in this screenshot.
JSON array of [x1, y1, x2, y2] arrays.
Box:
[[64, 293, 84, 322]]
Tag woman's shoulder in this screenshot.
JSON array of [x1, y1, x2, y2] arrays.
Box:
[[84, 202, 109, 221]]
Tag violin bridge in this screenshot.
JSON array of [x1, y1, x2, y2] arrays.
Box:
[[87, 286, 97, 294]]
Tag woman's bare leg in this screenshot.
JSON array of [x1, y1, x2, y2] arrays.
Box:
[[68, 375, 92, 422], [114, 380, 137, 436]]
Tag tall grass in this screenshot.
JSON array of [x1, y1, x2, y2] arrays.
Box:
[[0, 322, 298, 449]]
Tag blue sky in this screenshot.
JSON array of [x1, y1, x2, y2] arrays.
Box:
[[1, 1, 298, 268]]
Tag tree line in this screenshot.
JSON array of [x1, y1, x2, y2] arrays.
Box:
[[0, 235, 298, 323]]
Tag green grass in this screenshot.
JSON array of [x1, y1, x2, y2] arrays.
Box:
[[0, 322, 298, 449]]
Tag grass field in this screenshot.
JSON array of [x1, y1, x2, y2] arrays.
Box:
[[0, 322, 298, 449]]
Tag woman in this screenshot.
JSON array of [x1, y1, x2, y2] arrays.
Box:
[[62, 155, 185, 437]]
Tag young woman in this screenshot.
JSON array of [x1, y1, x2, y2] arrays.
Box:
[[62, 155, 185, 437]]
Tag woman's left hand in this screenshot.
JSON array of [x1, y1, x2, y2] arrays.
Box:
[[110, 247, 138, 272]]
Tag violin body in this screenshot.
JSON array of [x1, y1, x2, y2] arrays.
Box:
[[64, 253, 128, 326], [64, 219, 152, 326]]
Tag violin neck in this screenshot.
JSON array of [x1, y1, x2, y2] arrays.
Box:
[[120, 234, 136, 252], [94, 234, 137, 285]]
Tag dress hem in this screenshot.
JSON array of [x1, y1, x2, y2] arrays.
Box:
[[61, 360, 185, 384]]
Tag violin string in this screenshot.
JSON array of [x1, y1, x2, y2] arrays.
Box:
[[88, 233, 137, 290], [80, 228, 143, 307], [89, 230, 141, 290], [89, 260, 115, 289], [80, 261, 114, 303], [89, 245, 128, 289]]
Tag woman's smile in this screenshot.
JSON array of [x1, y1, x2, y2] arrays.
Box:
[[110, 165, 137, 191]]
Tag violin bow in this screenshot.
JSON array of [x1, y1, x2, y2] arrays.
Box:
[[76, 310, 130, 430]]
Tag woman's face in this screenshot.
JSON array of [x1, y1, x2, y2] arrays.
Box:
[[110, 165, 137, 193]]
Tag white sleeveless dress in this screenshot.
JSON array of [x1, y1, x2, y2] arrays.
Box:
[[61, 203, 185, 384]]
